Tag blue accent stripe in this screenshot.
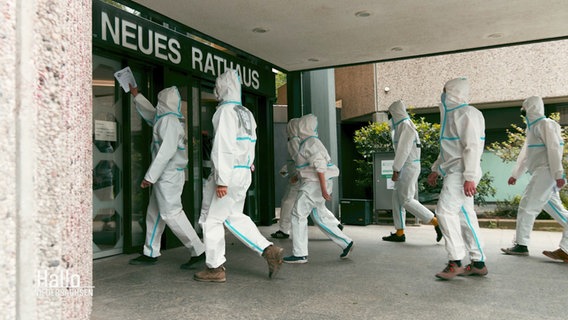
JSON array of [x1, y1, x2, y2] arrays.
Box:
[[236, 136, 257, 142], [547, 201, 568, 224], [296, 163, 310, 169], [176, 168, 185, 171], [481, 137, 486, 140], [528, 144, 545, 148], [311, 208, 350, 245], [178, 147, 185, 150], [398, 206, 405, 229], [441, 136, 460, 141], [233, 165, 251, 169], [460, 206, 485, 262], [527, 116, 545, 129], [148, 214, 161, 257], [220, 100, 242, 106], [224, 219, 263, 253]]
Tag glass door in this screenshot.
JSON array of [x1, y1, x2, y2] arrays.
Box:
[[92, 55, 124, 259]]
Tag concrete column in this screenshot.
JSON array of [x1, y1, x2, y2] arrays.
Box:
[[302, 69, 340, 215], [1, 0, 93, 319]]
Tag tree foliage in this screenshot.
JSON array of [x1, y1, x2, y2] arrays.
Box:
[[353, 115, 495, 205]]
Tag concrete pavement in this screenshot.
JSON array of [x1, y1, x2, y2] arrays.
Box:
[[92, 224, 567, 320]]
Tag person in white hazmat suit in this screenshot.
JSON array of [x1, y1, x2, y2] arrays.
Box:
[[194, 70, 283, 282], [283, 114, 354, 264], [128, 84, 205, 268], [381, 100, 443, 243], [427, 78, 488, 279], [271, 118, 301, 239], [501, 96, 568, 263]]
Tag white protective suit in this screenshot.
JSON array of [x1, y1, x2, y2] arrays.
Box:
[[432, 78, 486, 262], [277, 118, 301, 234], [133, 86, 205, 258], [291, 114, 351, 257], [199, 70, 272, 268], [389, 100, 435, 229], [510, 96, 568, 252]]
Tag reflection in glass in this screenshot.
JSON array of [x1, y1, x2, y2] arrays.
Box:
[[92, 54, 124, 258], [93, 208, 121, 248], [93, 160, 121, 200]]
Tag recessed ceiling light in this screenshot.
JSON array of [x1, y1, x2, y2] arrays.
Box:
[[487, 33, 503, 39], [252, 27, 269, 33], [308, 58, 319, 62], [391, 47, 403, 52], [355, 10, 372, 17]]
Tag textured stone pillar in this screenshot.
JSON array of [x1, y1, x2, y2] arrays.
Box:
[[0, 0, 93, 319]]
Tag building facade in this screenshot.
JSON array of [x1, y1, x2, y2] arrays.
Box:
[[337, 40, 568, 201]]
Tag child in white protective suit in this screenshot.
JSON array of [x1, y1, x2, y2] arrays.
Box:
[[427, 78, 488, 279], [284, 114, 353, 264], [271, 118, 301, 239], [501, 96, 568, 263], [128, 84, 205, 268], [194, 70, 283, 282], [381, 100, 443, 243]]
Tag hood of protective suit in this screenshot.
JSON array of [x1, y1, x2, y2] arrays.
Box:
[[298, 114, 318, 140], [442, 78, 469, 110], [156, 86, 182, 118], [214, 69, 242, 104], [522, 96, 545, 124], [287, 118, 300, 138], [388, 100, 409, 123]]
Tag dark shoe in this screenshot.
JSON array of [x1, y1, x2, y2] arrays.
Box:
[[501, 244, 529, 256], [338, 224, 344, 231], [340, 241, 354, 259], [180, 253, 206, 270], [542, 248, 568, 263], [435, 225, 443, 242], [194, 266, 226, 283], [283, 255, 308, 264], [459, 263, 488, 276], [129, 255, 157, 265], [382, 233, 406, 242], [435, 261, 464, 280], [262, 245, 284, 279], [270, 230, 290, 239]]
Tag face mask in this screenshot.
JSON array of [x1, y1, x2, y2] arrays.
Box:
[[521, 110, 527, 118]]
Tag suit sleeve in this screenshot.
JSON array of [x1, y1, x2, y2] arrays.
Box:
[[144, 117, 180, 183], [133, 94, 157, 126], [541, 121, 565, 180], [211, 107, 237, 186], [457, 110, 485, 181], [392, 124, 414, 172], [510, 139, 528, 179]]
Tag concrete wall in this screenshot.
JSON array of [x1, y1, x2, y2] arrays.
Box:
[[375, 40, 568, 112], [335, 64, 376, 120], [1, 0, 92, 319]]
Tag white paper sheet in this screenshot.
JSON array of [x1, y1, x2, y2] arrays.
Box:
[[113, 66, 137, 93]]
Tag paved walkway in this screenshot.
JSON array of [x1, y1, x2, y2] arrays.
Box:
[[92, 225, 567, 320]]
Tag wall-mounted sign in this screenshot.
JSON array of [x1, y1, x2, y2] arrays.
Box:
[[94, 120, 117, 142], [92, 1, 274, 96]]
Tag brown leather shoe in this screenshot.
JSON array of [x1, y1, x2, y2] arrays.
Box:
[[435, 261, 465, 280], [193, 265, 226, 283], [262, 245, 283, 279], [459, 263, 488, 276], [542, 248, 568, 263]]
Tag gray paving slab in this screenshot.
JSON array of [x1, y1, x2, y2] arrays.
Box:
[[92, 225, 567, 320]]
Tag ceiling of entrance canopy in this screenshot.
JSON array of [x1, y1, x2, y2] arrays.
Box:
[[132, 0, 568, 72]]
